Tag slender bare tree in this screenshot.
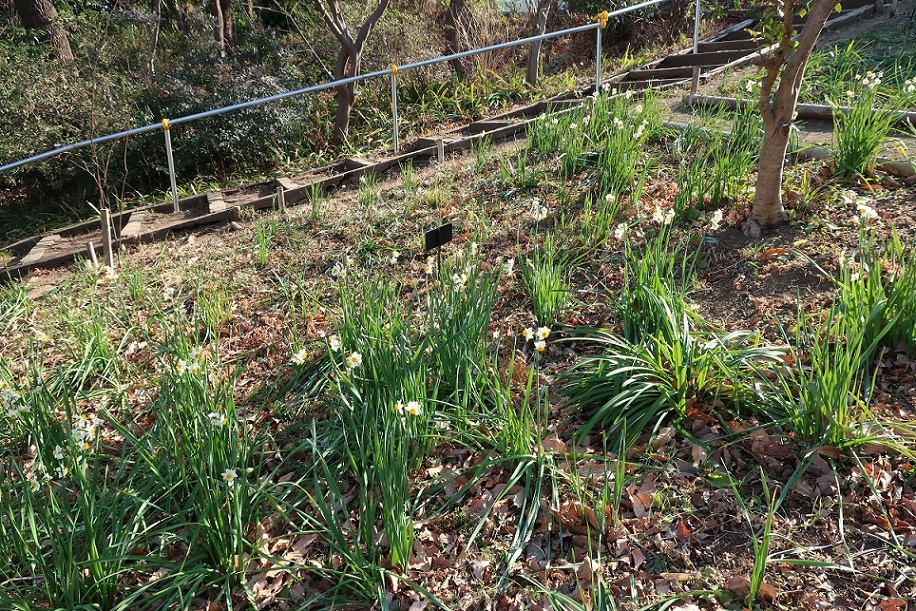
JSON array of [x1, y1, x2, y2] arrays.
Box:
[[315, 0, 390, 143], [526, 0, 555, 86], [747, 0, 840, 237], [12, 0, 73, 60], [213, 0, 233, 57], [443, 0, 469, 79]]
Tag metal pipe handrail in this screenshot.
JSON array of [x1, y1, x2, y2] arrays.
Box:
[[1, 0, 676, 175]]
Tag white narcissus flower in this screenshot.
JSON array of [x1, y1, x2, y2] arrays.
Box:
[[521, 327, 535, 341], [53, 445, 65, 460], [452, 272, 468, 290], [222, 469, 238, 487], [502, 258, 515, 276], [175, 359, 188, 375], [393, 401, 404, 414], [390, 251, 399, 265], [208, 412, 228, 427], [709, 209, 724, 231], [425, 255, 435, 275], [345, 351, 362, 369], [856, 202, 878, 223], [652, 206, 665, 224], [614, 223, 627, 241], [405, 401, 421, 416], [534, 340, 546, 353], [536, 327, 550, 340], [329, 335, 341, 352], [291, 348, 308, 366]]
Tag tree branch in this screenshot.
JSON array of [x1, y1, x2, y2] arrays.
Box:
[[314, 0, 357, 56], [354, 0, 390, 48]]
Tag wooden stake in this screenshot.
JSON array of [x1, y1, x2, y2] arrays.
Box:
[[100, 208, 114, 269], [86, 241, 99, 267]]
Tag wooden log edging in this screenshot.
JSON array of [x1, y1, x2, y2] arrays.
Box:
[[662, 119, 916, 181], [686, 95, 916, 129]]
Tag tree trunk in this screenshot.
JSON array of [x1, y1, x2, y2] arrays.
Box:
[[213, 0, 232, 57], [752, 120, 791, 227], [748, 0, 838, 236], [331, 47, 357, 144], [526, 0, 552, 86], [444, 0, 468, 80], [316, 0, 390, 144], [333, 83, 356, 144], [13, 0, 73, 61]]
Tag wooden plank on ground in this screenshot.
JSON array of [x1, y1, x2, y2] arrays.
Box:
[[207, 191, 227, 213], [659, 49, 754, 68], [18, 235, 61, 266], [120, 211, 148, 239], [275, 177, 299, 191]]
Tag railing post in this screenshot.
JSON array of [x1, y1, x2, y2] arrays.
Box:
[[390, 65, 400, 154], [691, 0, 702, 96], [596, 12, 608, 93], [161, 119, 180, 213]]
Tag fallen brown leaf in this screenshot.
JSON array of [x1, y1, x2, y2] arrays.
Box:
[[725, 575, 750, 597]]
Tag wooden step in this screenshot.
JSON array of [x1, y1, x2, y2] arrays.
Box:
[[120, 211, 148, 239], [625, 66, 694, 81], [18, 234, 61, 266], [207, 191, 227, 213], [659, 49, 755, 68], [697, 40, 758, 53], [466, 120, 512, 134], [274, 177, 299, 191], [611, 78, 689, 91], [343, 158, 375, 171]]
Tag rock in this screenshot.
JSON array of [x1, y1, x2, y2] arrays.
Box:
[[877, 159, 916, 178], [796, 147, 831, 162]]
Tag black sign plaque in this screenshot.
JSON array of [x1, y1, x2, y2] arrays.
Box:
[[424, 222, 453, 251]]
